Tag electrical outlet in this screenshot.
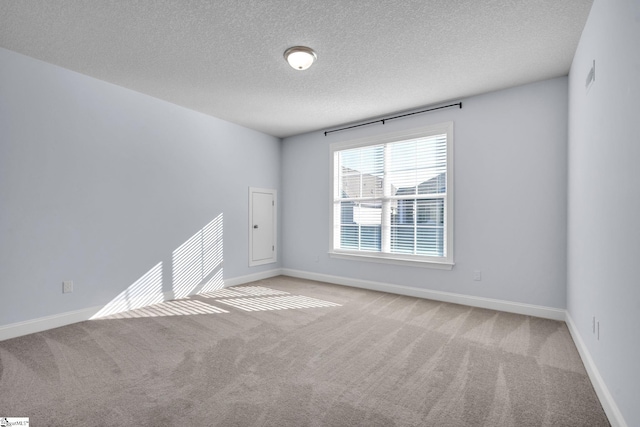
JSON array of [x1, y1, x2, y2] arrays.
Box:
[[597, 321, 600, 340], [592, 316, 596, 334], [63, 281, 73, 293], [473, 270, 482, 281]]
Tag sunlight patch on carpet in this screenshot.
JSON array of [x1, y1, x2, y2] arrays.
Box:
[[198, 288, 250, 299], [216, 295, 341, 312], [199, 286, 291, 298], [97, 286, 339, 319], [98, 299, 228, 319]]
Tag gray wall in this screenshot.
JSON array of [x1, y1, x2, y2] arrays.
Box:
[[0, 47, 281, 326], [2, 3, 637, 421], [282, 77, 568, 309], [567, 0, 640, 425]]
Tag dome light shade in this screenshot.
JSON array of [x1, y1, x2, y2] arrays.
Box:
[[284, 46, 317, 70]]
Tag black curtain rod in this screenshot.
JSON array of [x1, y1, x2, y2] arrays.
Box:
[[324, 102, 462, 136]]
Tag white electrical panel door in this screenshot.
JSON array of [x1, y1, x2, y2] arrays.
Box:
[[249, 188, 277, 266]]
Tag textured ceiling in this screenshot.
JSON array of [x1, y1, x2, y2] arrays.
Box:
[[0, 1, 593, 138]]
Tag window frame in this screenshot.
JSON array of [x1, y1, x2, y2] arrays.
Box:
[[329, 122, 454, 270]]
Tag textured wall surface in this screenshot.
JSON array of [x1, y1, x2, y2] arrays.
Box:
[[282, 77, 568, 309], [567, 0, 640, 425], [0, 47, 281, 326]]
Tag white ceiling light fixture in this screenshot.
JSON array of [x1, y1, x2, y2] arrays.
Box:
[[284, 46, 317, 70]]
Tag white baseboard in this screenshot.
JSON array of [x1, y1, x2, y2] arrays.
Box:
[[0, 305, 102, 342], [281, 268, 566, 321], [0, 267, 566, 338], [565, 313, 627, 427], [223, 268, 282, 287], [1, 267, 561, 341], [0, 269, 283, 341]]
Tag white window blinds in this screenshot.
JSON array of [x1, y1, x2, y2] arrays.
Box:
[[331, 123, 453, 267]]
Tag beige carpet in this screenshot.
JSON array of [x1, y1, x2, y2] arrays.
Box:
[[0, 276, 609, 426]]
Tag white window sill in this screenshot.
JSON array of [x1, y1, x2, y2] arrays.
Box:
[[329, 251, 454, 270]]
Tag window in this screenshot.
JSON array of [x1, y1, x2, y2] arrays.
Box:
[[330, 122, 454, 269]]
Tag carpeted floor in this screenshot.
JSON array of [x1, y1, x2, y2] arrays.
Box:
[[0, 276, 609, 426]]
